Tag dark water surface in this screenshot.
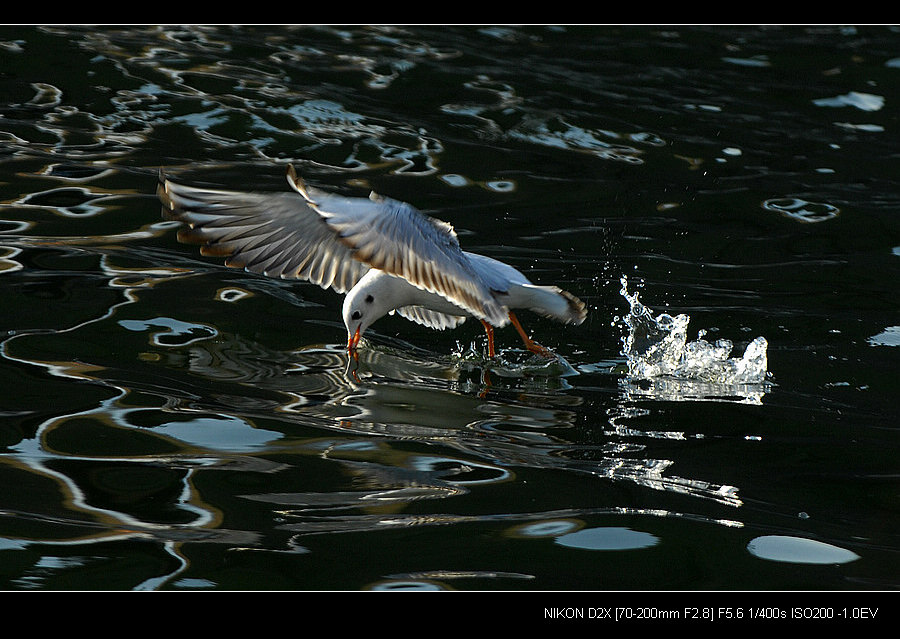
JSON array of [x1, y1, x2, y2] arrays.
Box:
[[0, 25, 898, 594]]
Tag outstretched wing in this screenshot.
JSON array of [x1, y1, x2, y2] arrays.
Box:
[[158, 170, 368, 294], [286, 165, 508, 326]]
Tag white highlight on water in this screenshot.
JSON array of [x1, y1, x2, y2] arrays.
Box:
[[812, 91, 884, 112]]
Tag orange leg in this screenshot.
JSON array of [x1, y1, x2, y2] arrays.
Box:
[[508, 312, 555, 358], [480, 320, 496, 358]]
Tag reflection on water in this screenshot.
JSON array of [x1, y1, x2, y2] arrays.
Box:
[[762, 197, 840, 224], [747, 535, 860, 565], [555, 526, 659, 551], [867, 325, 900, 347], [0, 180, 792, 587], [0, 245, 751, 587], [0, 25, 896, 590], [3, 260, 740, 577]]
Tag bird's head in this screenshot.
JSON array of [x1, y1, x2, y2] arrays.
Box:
[[342, 284, 386, 356]]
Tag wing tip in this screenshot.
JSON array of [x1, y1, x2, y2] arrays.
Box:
[[156, 169, 177, 216], [562, 289, 588, 325], [286, 163, 314, 203]]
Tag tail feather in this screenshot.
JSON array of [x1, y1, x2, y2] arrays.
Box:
[[521, 284, 587, 325]]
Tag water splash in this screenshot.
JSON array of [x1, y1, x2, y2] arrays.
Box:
[[619, 276, 769, 388]]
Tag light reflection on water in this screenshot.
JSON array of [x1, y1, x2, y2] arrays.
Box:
[[0, 247, 751, 586], [0, 256, 750, 578], [0, 25, 897, 590]]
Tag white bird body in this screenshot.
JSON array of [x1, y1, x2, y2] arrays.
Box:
[[158, 165, 586, 357]]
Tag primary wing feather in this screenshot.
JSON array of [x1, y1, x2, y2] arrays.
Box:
[[287, 166, 508, 326], [158, 171, 368, 294]]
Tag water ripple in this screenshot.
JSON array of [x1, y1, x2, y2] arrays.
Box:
[[762, 197, 840, 223]]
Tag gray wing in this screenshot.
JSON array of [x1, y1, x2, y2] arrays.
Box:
[[158, 170, 368, 294], [287, 166, 509, 326]]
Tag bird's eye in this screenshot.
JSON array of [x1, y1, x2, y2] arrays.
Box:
[[351, 311, 361, 320], [364, 295, 374, 304]]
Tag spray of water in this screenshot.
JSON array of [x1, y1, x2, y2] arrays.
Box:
[[618, 276, 769, 398]]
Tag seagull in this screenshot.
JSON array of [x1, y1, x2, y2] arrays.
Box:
[[157, 165, 587, 358]]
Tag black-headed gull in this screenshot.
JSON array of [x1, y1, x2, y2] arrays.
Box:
[[157, 166, 586, 358]]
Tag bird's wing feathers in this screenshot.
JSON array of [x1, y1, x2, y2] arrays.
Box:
[[286, 166, 509, 325], [391, 306, 468, 330], [160, 166, 509, 325], [158, 172, 368, 294]]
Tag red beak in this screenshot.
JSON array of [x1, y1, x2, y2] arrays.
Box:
[[347, 326, 361, 354]]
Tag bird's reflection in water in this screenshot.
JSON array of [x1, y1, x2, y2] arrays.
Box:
[[175, 331, 583, 439], [165, 331, 743, 523]]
